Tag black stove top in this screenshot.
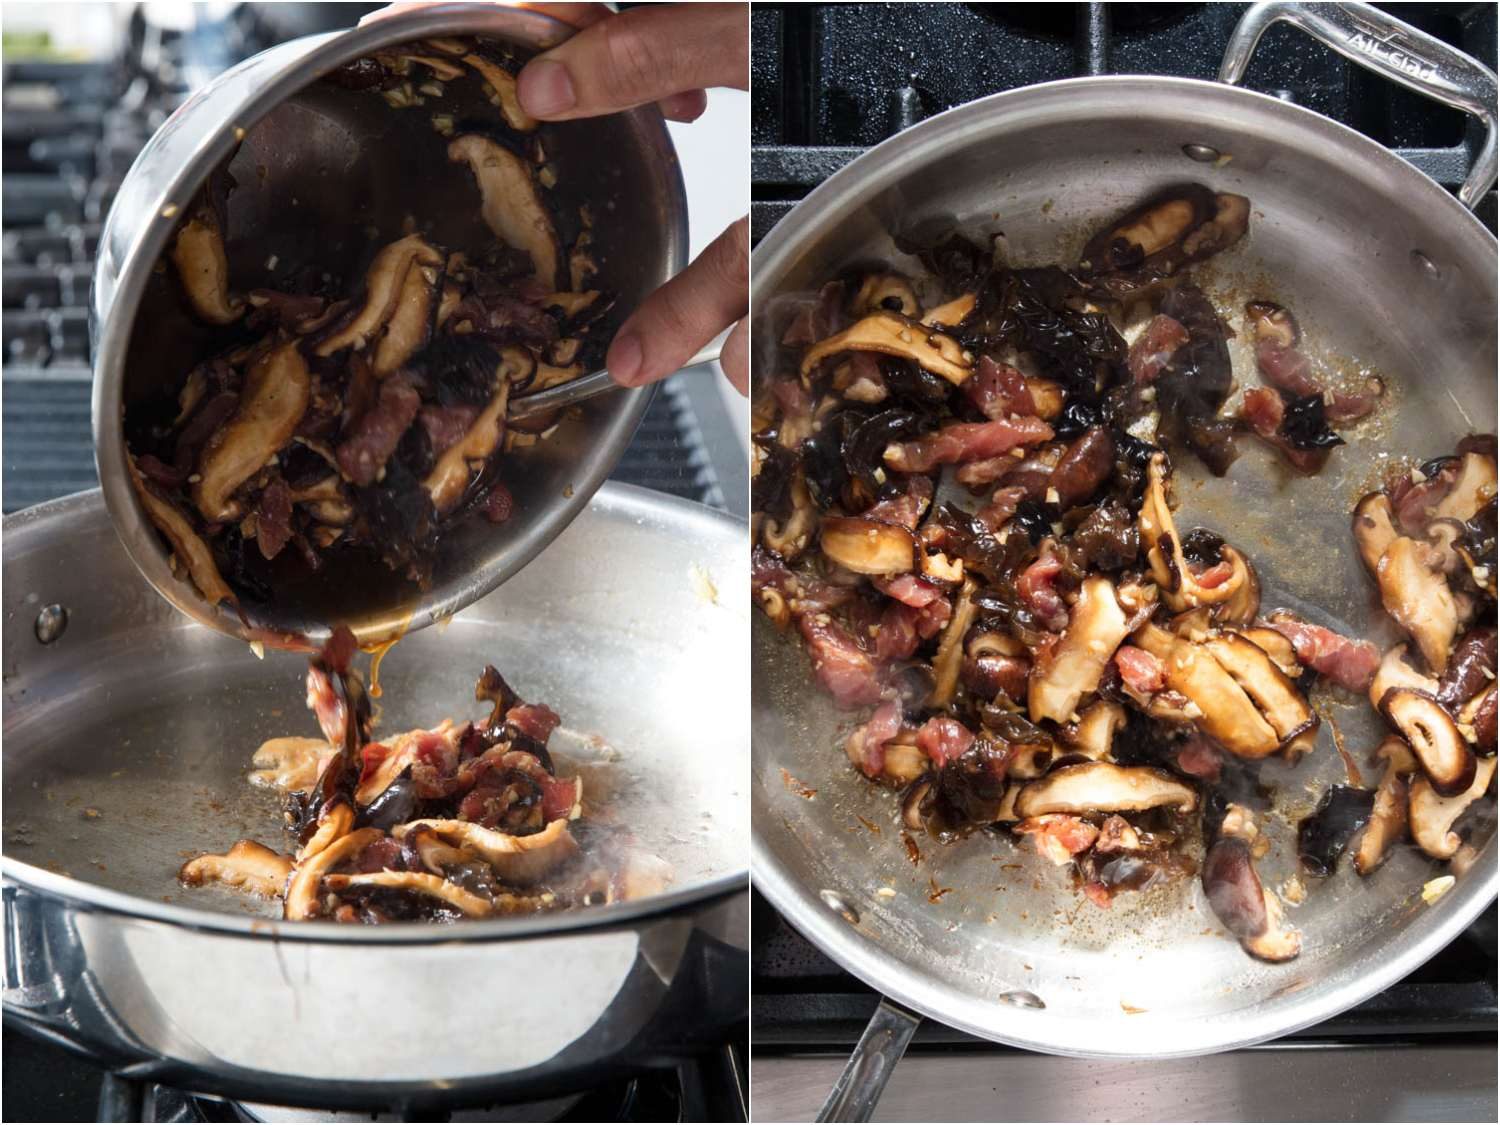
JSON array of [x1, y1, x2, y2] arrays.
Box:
[[750, 0, 1499, 1067], [3, 1029, 747, 1123], [751, 1, 1498, 241]]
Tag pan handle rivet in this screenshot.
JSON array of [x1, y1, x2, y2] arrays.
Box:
[[1409, 249, 1441, 280], [819, 888, 861, 925], [34, 605, 67, 645], [1181, 143, 1221, 164], [997, 989, 1046, 1010]]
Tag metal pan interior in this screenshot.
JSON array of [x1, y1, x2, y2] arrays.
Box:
[[751, 76, 1497, 1057], [3, 484, 749, 935]]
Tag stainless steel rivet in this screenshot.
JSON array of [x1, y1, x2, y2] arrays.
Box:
[[34, 605, 68, 644], [997, 989, 1046, 1009], [1181, 143, 1220, 164], [819, 888, 860, 925], [1410, 249, 1441, 280]]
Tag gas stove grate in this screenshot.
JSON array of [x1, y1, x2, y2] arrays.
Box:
[[750, 1, 1498, 244]]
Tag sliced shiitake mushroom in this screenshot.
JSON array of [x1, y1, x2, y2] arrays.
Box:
[[449, 134, 560, 289], [800, 311, 973, 386], [179, 839, 292, 898], [762, 469, 816, 562], [1369, 643, 1439, 712], [462, 53, 536, 132], [1202, 830, 1301, 963], [921, 292, 976, 327], [1408, 756, 1496, 860], [1377, 536, 1458, 674], [170, 203, 243, 324], [1134, 623, 1280, 759], [1353, 491, 1398, 576], [314, 235, 445, 362], [396, 817, 579, 885], [284, 826, 382, 920], [288, 475, 353, 526], [1353, 738, 1415, 876], [929, 578, 977, 708], [1014, 761, 1197, 817], [1215, 546, 1261, 626], [1081, 184, 1217, 274], [424, 346, 532, 515], [373, 256, 442, 376], [249, 736, 332, 793], [1380, 689, 1476, 797], [129, 456, 235, 605], [819, 516, 920, 575], [1239, 626, 1301, 678], [1202, 631, 1317, 757], [851, 272, 919, 318], [192, 340, 310, 522], [1433, 451, 1497, 523], [1028, 576, 1130, 724], [1062, 700, 1126, 761], [1139, 454, 1241, 611], [323, 870, 493, 916]]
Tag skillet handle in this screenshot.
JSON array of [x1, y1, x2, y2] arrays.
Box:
[[814, 996, 921, 1123], [1219, 1, 1498, 209]]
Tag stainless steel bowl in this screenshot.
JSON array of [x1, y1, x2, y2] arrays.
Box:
[[92, 3, 689, 645]]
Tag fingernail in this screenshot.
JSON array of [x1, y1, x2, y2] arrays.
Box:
[[517, 59, 576, 118], [609, 334, 643, 386]]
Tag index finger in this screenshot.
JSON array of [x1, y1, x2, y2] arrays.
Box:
[[515, 2, 747, 121]]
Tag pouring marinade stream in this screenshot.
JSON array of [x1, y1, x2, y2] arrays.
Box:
[[752, 182, 1497, 964]]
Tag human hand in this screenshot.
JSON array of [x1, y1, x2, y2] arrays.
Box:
[[367, 2, 749, 394], [515, 3, 748, 395]]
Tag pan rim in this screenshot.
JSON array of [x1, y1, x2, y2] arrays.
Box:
[[752, 73, 1496, 291], [3, 482, 750, 944], [750, 73, 1498, 1058]]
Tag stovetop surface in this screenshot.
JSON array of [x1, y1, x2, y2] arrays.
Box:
[[751, 1, 1498, 240]]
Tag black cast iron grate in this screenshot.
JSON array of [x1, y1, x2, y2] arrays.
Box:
[[750, 1, 1498, 244]]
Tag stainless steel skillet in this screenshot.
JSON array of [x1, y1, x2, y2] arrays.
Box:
[[751, 1, 1497, 1112], [2, 482, 748, 1107]]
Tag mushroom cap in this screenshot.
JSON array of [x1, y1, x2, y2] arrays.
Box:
[[1014, 762, 1198, 817], [1380, 688, 1477, 798], [1408, 756, 1497, 860], [799, 311, 973, 386]]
